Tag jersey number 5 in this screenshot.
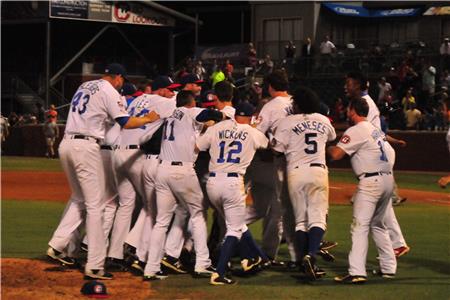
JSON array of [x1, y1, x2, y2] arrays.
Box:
[[71, 91, 90, 115], [217, 141, 242, 163], [305, 133, 318, 154]]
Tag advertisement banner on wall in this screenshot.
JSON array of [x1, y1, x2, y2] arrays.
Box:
[[323, 3, 421, 18], [49, 1, 175, 26], [423, 6, 450, 16]]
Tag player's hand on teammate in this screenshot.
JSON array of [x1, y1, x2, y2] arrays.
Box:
[[142, 111, 160, 123]]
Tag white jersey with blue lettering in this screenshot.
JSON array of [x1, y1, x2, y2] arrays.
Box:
[[197, 119, 269, 175], [362, 94, 381, 130], [337, 121, 392, 176], [272, 113, 336, 171], [65, 79, 128, 140], [256, 95, 293, 137], [118, 94, 176, 146], [159, 106, 204, 162]]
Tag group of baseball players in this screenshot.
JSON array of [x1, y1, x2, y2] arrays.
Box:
[[46, 63, 410, 285]]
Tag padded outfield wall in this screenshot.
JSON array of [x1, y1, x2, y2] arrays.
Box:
[[2, 125, 449, 172]]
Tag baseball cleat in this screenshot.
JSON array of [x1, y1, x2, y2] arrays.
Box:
[[318, 248, 335, 262], [84, 269, 114, 280], [302, 255, 317, 280], [334, 274, 367, 284], [241, 256, 262, 272], [47, 247, 76, 266], [80, 242, 88, 252], [194, 265, 216, 278], [130, 260, 146, 275], [105, 257, 128, 272], [286, 261, 299, 270], [161, 255, 188, 274], [210, 272, 237, 285], [320, 240, 338, 251], [143, 270, 168, 281], [394, 246, 410, 258], [372, 269, 395, 279]]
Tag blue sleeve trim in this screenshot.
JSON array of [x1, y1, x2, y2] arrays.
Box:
[[116, 116, 130, 127]]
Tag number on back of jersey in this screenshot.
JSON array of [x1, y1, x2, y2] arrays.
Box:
[[71, 91, 90, 115]]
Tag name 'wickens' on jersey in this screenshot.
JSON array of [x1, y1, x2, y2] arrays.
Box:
[[218, 129, 249, 141]]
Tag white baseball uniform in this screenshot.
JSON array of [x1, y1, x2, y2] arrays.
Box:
[[337, 121, 397, 276], [198, 119, 268, 238], [245, 95, 295, 259], [362, 93, 407, 249], [49, 79, 128, 271], [273, 113, 336, 233], [108, 94, 176, 260], [145, 106, 211, 275]]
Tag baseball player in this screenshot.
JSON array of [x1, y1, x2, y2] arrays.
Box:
[[144, 90, 226, 280], [345, 72, 410, 257], [106, 79, 178, 270], [47, 63, 160, 280], [272, 87, 336, 280], [119, 76, 180, 270], [246, 69, 296, 265], [197, 100, 269, 285], [328, 98, 397, 284]]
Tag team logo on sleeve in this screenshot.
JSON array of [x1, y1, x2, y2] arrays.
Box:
[[340, 134, 351, 144]]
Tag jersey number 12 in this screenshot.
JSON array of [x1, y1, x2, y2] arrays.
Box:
[[217, 141, 242, 163]]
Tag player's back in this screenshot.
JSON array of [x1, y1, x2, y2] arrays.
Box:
[[119, 94, 176, 146], [275, 113, 336, 171], [257, 95, 293, 135], [203, 119, 268, 175], [341, 121, 392, 176], [65, 79, 127, 140], [159, 106, 204, 163]]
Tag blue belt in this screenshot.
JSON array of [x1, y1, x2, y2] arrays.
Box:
[[209, 172, 239, 177]]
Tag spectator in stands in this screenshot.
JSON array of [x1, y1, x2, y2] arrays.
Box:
[[402, 87, 416, 112], [8, 112, 19, 127], [441, 70, 450, 90], [47, 104, 58, 123], [223, 59, 234, 83], [210, 66, 225, 87], [43, 114, 59, 158], [1, 114, 10, 145], [301, 37, 315, 75], [136, 79, 152, 95], [285, 40, 296, 59], [258, 54, 274, 76], [247, 42, 258, 70], [319, 35, 336, 71], [377, 77, 392, 105], [333, 97, 346, 122], [421, 60, 436, 109], [440, 38, 450, 70], [405, 103, 422, 130], [35, 102, 45, 123], [194, 60, 206, 81], [387, 67, 400, 98]]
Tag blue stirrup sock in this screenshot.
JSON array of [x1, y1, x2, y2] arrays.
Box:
[[241, 230, 269, 260], [295, 230, 308, 259], [308, 227, 325, 257], [216, 236, 239, 276]]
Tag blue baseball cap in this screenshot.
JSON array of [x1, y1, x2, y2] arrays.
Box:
[[151, 76, 181, 91], [180, 73, 204, 85], [235, 101, 255, 117], [81, 281, 109, 298], [104, 63, 127, 80], [121, 82, 137, 96]]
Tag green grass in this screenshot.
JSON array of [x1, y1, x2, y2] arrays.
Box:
[[1, 156, 62, 172], [2, 199, 449, 299], [330, 169, 446, 193], [2, 156, 446, 193]]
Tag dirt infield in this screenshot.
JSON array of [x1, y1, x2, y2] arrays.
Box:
[[1, 259, 155, 300], [2, 171, 448, 205]]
